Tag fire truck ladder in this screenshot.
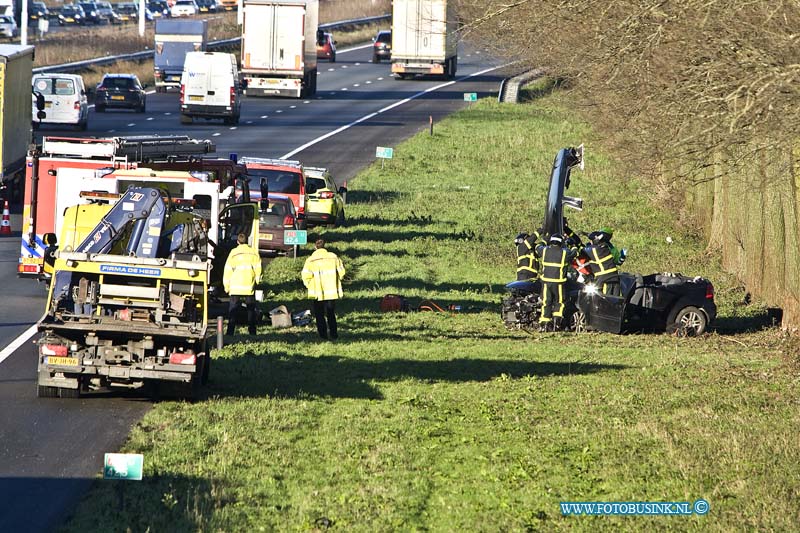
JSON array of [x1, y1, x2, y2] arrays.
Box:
[[41, 135, 216, 163]]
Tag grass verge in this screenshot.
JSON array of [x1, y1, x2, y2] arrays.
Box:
[[60, 92, 800, 531]]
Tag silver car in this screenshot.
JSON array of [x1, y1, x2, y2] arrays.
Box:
[[0, 15, 18, 38]]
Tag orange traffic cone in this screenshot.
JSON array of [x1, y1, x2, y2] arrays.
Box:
[[0, 200, 11, 235]]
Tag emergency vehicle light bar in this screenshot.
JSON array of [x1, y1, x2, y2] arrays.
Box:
[[239, 157, 302, 168]]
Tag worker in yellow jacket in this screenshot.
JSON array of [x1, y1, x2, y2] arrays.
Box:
[[223, 233, 262, 335], [301, 239, 346, 340]]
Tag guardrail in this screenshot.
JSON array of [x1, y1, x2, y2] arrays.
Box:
[[498, 68, 544, 103], [32, 14, 390, 74]]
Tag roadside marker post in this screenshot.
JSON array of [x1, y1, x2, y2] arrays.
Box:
[[464, 92, 478, 102], [376, 146, 393, 169]]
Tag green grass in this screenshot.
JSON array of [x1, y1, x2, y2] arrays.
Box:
[[61, 94, 800, 532]]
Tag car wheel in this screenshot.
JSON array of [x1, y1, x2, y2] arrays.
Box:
[[668, 305, 707, 336], [568, 310, 588, 333], [330, 52, 336, 63], [139, 103, 146, 113], [373, 54, 380, 63]]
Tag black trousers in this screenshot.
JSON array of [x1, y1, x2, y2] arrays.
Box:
[[540, 282, 565, 323], [228, 295, 257, 335], [313, 299, 337, 339]]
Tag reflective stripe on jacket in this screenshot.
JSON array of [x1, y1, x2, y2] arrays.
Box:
[[302, 248, 345, 301], [223, 243, 262, 296], [540, 246, 569, 283], [587, 244, 618, 276], [516, 237, 539, 279]]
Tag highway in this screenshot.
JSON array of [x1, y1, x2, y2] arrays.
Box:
[[0, 42, 504, 532]]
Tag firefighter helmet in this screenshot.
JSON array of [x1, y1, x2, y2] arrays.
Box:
[[514, 233, 528, 246], [549, 234, 564, 245]]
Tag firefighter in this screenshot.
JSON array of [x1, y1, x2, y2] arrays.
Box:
[[515, 228, 543, 281], [563, 217, 583, 251], [585, 228, 622, 296], [535, 234, 576, 331], [223, 232, 262, 336]]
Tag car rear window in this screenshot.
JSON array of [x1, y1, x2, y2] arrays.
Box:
[[247, 168, 302, 195], [33, 77, 76, 96], [305, 177, 326, 194], [103, 77, 136, 89]]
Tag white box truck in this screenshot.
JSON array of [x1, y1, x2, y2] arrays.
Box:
[[0, 45, 34, 200], [154, 19, 208, 92], [240, 0, 318, 98], [391, 0, 458, 79]]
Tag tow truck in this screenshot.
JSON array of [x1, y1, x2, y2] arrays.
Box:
[[36, 184, 258, 399], [18, 135, 250, 280]]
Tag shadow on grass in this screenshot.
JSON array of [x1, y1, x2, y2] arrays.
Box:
[[209, 352, 629, 400], [712, 308, 783, 334]]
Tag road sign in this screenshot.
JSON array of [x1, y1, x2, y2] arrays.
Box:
[[375, 146, 394, 159], [284, 229, 307, 245], [464, 93, 477, 102], [103, 453, 143, 481]]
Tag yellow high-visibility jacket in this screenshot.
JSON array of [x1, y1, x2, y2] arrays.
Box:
[[223, 243, 262, 296], [301, 248, 345, 301]]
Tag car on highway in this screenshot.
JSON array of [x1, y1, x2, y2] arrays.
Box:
[[195, 0, 217, 12], [94, 73, 147, 113], [97, 1, 121, 24], [316, 31, 337, 62], [31, 73, 89, 130], [56, 4, 86, 25], [0, 14, 17, 37], [372, 29, 391, 62], [240, 157, 308, 229], [304, 166, 346, 227], [79, 1, 104, 24], [170, 0, 198, 16], [148, 0, 171, 17], [180, 51, 241, 124], [116, 2, 154, 22], [29, 2, 49, 22], [258, 193, 302, 258]]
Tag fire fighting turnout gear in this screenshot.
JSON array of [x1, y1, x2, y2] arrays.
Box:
[[585, 241, 621, 296], [516, 230, 543, 281], [536, 236, 576, 326]]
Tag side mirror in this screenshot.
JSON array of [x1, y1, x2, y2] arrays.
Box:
[[372, 37, 376, 42], [333, 40, 338, 45], [34, 91, 45, 111], [43, 232, 58, 246], [142, 83, 148, 89], [296, 212, 305, 220], [338, 186, 347, 195]]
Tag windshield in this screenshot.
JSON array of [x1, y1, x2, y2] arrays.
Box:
[[377, 32, 391, 43], [0, 15, 12, 23], [33, 77, 76, 96], [246, 168, 302, 195]]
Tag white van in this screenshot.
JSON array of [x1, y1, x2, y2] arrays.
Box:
[[32, 73, 89, 131], [180, 52, 242, 125]]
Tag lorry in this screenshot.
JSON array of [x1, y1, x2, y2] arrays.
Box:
[[154, 18, 209, 92], [36, 182, 259, 399], [391, 0, 458, 79], [17, 135, 252, 280], [240, 0, 318, 98], [0, 45, 34, 200]]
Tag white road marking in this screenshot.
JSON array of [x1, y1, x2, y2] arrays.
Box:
[[341, 65, 348, 69], [303, 100, 310, 104], [328, 68, 335, 71], [353, 84, 360, 87], [355, 62, 361, 66], [260, 115, 268, 119], [229, 127, 237, 130], [276, 110, 283, 113], [341, 87, 348, 91], [165, 112, 172, 115], [108, 129, 116, 133], [280, 64, 503, 160], [366, 80, 372, 84], [0, 324, 38, 367], [246, 120, 253, 124], [377, 77, 384, 80], [146, 117, 154, 121], [212, 132, 221, 136], [127, 123, 135, 127], [290, 105, 296, 109], [329, 92, 337, 96]]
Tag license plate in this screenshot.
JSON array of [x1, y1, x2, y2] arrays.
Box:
[[65, 17, 74, 21], [200, 7, 208, 10], [22, 257, 41, 264], [262, 233, 273, 241], [111, 95, 125, 101], [44, 102, 52, 108], [189, 95, 203, 101], [47, 356, 79, 366]]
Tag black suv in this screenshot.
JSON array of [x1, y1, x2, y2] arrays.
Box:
[[79, 1, 104, 23], [196, 0, 217, 12], [372, 30, 391, 62], [95, 74, 147, 113]]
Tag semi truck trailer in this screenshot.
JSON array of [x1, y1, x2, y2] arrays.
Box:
[[391, 0, 458, 79], [154, 19, 208, 92], [240, 0, 319, 98], [0, 45, 34, 198]]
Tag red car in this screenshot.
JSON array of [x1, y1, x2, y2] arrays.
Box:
[[316, 32, 337, 62], [240, 157, 308, 229], [258, 194, 302, 258]]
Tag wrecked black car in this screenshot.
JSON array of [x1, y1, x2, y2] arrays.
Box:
[[502, 146, 717, 335]]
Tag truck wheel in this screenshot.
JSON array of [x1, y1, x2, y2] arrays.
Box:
[[37, 384, 80, 398], [180, 114, 192, 125], [667, 305, 707, 336]]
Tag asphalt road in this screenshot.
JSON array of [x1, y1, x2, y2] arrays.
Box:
[[0, 42, 504, 532]]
